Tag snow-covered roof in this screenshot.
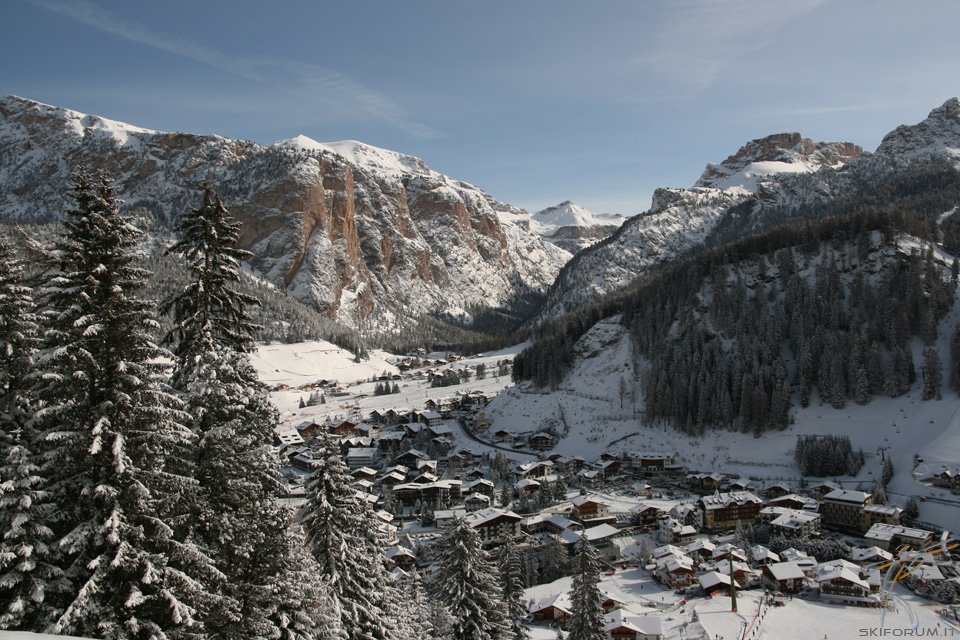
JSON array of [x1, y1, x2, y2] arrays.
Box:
[[864, 523, 934, 543], [686, 538, 717, 554], [863, 504, 904, 516], [654, 544, 686, 558], [582, 523, 619, 542], [604, 609, 663, 636], [822, 489, 871, 503], [767, 561, 806, 582], [466, 507, 522, 528], [385, 545, 415, 560], [771, 511, 820, 529], [570, 495, 609, 508], [531, 592, 571, 614], [700, 491, 762, 509], [699, 571, 732, 590], [817, 567, 869, 589], [851, 546, 894, 563], [346, 447, 376, 457], [657, 553, 695, 573]]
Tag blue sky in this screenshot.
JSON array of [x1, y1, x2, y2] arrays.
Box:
[[4, 0, 960, 215]]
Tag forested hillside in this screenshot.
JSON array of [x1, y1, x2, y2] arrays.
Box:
[[513, 211, 960, 435]]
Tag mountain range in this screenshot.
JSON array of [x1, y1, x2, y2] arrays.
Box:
[[533, 98, 960, 322], [0, 95, 599, 333], [3, 94, 960, 340]]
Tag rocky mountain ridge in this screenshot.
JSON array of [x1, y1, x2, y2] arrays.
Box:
[[0, 95, 568, 332], [532, 98, 960, 323], [695, 132, 863, 191]]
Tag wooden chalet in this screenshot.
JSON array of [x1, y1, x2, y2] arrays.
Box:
[[529, 432, 554, 451], [466, 507, 523, 547], [932, 468, 960, 493], [762, 561, 806, 593], [530, 594, 571, 626], [570, 495, 610, 522], [329, 420, 357, 437], [604, 611, 664, 640]]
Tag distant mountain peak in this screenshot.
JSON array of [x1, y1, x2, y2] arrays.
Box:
[[272, 135, 431, 177], [695, 132, 862, 192], [533, 201, 622, 225], [876, 97, 960, 160]]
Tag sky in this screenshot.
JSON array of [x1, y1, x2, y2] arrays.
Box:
[[4, 0, 960, 216]]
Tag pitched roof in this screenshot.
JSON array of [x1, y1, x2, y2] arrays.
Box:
[[767, 561, 806, 582]]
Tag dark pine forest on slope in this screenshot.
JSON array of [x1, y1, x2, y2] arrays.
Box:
[[513, 207, 960, 435]]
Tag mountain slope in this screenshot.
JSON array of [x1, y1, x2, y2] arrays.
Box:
[[0, 95, 568, 332], [532, 99, 960, 324]]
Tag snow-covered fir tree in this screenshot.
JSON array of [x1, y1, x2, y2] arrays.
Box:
[[163, 186, 310, 640], [0, 238, 67, 630], [32, 168, 206, 639], [497, 536, 530, 640], [922, 348, 943, 400], [638, 539, 654, 567], [160, 186, 261, 365], [872, 479, 888, 506], [396, 569, 453, 640], [566, 541, 606, 640], [300, 435, 394, 640], [540, 536, 569, 583], [429, 519, 509, 640]]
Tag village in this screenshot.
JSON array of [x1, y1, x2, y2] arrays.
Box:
[[263, 345, 960, 640]]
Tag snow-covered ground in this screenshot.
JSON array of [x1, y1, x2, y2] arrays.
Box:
[[252, 304, 960, 533], [524, 567, 959, 640]]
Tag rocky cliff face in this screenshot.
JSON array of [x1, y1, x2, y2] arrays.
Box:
[[0, 95, 567, 330], [876, 98, 960, 160], [695, 132, 863, 191]]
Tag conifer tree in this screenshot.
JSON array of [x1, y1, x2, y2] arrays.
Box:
[[638, 539, 654, 567], [429, 519, 509, 640], [163, 186, 310, 639], [541, 536, 569, 583], [397, 570, 452, 640], [872, 479, 888, 506], [0, 239, 67, 630], [922, 348, 943, 401], [497, 536, 530, 640], [33, 167, 206, 638], [161, 186, 260, 366], [300, 437, 394, 640], [566, 541, 606, 640]]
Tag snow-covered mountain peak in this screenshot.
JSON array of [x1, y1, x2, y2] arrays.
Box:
[[876, 97, 960, 161], [695, 132, 862, 193], [1, 94, 156, 146], [272, 135, 431, 177], [530, 201, 625, 234]]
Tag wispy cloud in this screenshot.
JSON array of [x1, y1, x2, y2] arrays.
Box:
[[29, 0, 441, 139], [630, 0, 829, 101]]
